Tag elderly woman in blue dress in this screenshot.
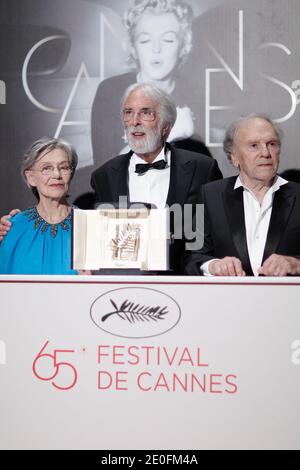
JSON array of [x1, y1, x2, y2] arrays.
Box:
[[0, 137, 82, 275]]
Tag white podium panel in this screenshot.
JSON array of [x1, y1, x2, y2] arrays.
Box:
[[0, 276, 299, 450]]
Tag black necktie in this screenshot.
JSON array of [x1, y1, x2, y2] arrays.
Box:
[[135, 159, 167, 174]]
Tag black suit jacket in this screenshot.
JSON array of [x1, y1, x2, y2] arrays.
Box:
[[90, 145, 222, 273], [184, 176, 300, 276]]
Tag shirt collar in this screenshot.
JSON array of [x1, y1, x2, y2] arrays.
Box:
[[234, 175, 288, 194]]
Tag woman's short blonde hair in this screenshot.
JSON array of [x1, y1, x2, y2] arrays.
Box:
[[124, 0, 193, 67]]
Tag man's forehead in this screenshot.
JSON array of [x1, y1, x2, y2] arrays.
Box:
[[124, 90, 160, 109], [236, 118, 277, 140]]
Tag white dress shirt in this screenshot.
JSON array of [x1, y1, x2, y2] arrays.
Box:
[[128, 147, 171, 208], [202, 175, 288, 276]]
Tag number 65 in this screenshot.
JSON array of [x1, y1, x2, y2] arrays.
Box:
[[32, 341, 78, 391]]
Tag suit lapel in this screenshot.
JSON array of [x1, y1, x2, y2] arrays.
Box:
[[222, 178, 253, 275], [263, 185, 295, 261], [166, 147, 196, 206], [110, 152, 131, 202]]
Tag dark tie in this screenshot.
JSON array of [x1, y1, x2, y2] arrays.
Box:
[[135, 160, 167, 174]]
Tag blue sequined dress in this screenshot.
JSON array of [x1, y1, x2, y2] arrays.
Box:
[[0, 207, 77, 275]]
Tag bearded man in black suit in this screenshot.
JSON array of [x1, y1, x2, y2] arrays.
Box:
[[184, 114, 300, 277], [90, 83, 222, 273]]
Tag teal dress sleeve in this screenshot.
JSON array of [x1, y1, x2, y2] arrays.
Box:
[[0, 207, 77, 275]]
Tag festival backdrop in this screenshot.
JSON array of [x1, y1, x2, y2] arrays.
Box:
[[1, 0, 300, 213]]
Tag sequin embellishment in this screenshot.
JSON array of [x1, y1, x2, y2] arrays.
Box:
[[24, 207, 71, 238]]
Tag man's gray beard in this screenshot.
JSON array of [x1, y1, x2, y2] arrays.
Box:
[[126, 125, 163, 155]]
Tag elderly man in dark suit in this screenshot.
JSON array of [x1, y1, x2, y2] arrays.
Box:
[[91, 83, 221, 206], [0, 83, 222, 274], [184, 114, 300, 277], [90, 82, 222, 273]]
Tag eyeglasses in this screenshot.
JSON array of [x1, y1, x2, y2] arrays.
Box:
[[32, 164, 73, 176], [122, 108, 157, 122]]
